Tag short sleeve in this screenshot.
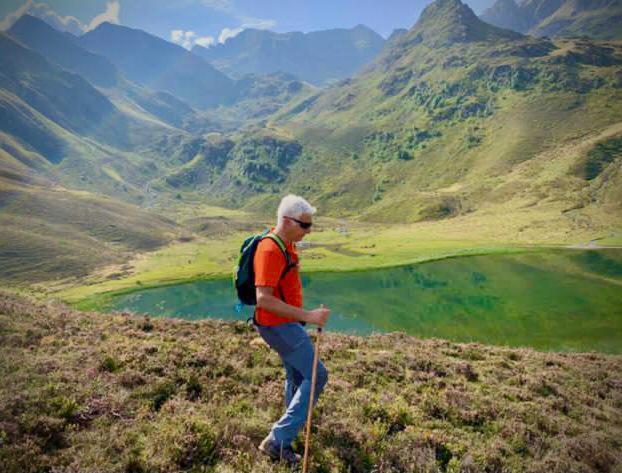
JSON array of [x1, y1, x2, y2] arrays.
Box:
[[254, 239, 286, 287]]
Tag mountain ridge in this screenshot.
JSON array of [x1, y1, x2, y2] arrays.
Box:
[[78, 22, 235, 109], [8, 15, 119, 88], [481, 0, 622, 39], [192, 24, 385, 86], [403, 0, 523, 48]]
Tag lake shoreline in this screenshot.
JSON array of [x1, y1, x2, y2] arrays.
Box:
[[68, 243, 622, 312], [105, 247, 622, 354], [69, 244, 544, 311]]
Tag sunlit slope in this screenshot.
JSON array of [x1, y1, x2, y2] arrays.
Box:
[[0, 28, 202, 206], [0, 176, 179, 284], [0, 32, 131, 151], [269, 0, 622, 227]]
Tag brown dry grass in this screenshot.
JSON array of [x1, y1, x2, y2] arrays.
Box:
[[0, 291, 621, 472]]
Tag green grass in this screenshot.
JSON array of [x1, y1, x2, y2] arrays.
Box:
[[1, 291, 621, 472], [54, 196, 622, 309]]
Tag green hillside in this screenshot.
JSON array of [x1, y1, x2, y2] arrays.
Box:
[[0, 32, 130, 152], [247, 0, 622, 230], [533, 0, 622, 39], [1, 0, 621, 290], [8, 15, 119, 88]]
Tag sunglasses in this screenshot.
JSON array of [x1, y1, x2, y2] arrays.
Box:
[[284, 216, 313, 229]]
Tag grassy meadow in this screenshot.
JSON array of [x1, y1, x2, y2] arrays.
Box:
[[52, 192, 621, 310]]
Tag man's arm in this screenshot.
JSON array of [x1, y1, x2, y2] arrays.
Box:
[[256, 286, 329, 326]]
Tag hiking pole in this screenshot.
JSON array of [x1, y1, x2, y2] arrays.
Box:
[[302, 326, 322, 473]]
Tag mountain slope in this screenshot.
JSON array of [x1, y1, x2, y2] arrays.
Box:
[[78, 22, 235, 109], [8, 14, 119, 88], [0, 32, 131, 154], [258, 0, 622, 227], [478, 0, 534, 32], [192, 25, 385, 86], [481, 0, 622, 39], [7, 14, 202, 131], [406, 0, 523, 47], [0, 175, 179, 284]]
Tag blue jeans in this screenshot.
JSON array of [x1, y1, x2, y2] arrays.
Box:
[[256, 322, 328, 447]]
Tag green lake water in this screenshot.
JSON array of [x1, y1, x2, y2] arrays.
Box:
[[110, 249, 622, 353]]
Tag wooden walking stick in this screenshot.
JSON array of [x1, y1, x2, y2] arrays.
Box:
[[302, 326, 322, 473]]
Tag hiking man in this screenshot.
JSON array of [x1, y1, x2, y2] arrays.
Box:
[[255, 194, 330, 465]]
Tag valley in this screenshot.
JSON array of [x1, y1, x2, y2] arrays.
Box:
[[1, 1, 622, 471]]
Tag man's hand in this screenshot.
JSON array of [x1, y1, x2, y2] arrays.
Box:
[[307, 304, 330, 327]]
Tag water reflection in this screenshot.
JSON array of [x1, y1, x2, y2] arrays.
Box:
[[111, 250, 622, 353]]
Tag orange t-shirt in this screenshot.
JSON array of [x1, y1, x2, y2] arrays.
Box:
[[253, 232, 303, 326]]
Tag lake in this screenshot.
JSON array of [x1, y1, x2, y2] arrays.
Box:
[[110, 249, 622, 353]]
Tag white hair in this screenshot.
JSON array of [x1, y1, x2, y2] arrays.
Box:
[[277, 194, 316, 222]]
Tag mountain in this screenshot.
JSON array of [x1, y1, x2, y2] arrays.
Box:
[[481, 0, 622, 39], [256, 0, 622, 224], [8, 15, 119, 88], [0, 29, 187, 283], [478, 0, 532, 33], [192, 25, 385, 86], [7, 15, 201, 130], [0, 176, 179, 283], [0, 29, 204, 207], [78, 22, 235, 109], [387, 28, 409, 44], [199, 72, 316, 131], [0, 16, 315, 202], [0, 32, 130, 160], [402, 0, 523, 47]]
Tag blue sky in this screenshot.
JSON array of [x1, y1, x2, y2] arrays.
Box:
[[0, 0, 497, 48]]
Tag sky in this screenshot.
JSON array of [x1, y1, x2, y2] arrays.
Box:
[[0, 0, 497, 49]]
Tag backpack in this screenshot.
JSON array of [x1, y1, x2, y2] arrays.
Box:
[[234, 230, 297, 306]]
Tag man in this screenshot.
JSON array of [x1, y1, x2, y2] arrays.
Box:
[[254, 194, 330, 465]]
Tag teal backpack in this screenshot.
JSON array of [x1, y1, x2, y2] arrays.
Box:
[[234, 230, 296, 306]]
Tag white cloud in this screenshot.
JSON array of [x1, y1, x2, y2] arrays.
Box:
[[218, 26, 243, 44], [195, 35, 215, 48], [171, 29, 216, 49], [88, 1, 120, 31], [0, 0, 86, 35], [217, 17, 276, 44], [171, 29, 201, 49], [0, 1, 121, 34]]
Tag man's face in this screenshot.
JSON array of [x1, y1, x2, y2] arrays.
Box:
[[288, 212, 313, 242]]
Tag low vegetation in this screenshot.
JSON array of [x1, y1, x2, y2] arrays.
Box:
[[1, 291, 620, 472], [0, 179, 178, 285]]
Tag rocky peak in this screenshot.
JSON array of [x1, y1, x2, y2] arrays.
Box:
[[404, 0, 523, 47]]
